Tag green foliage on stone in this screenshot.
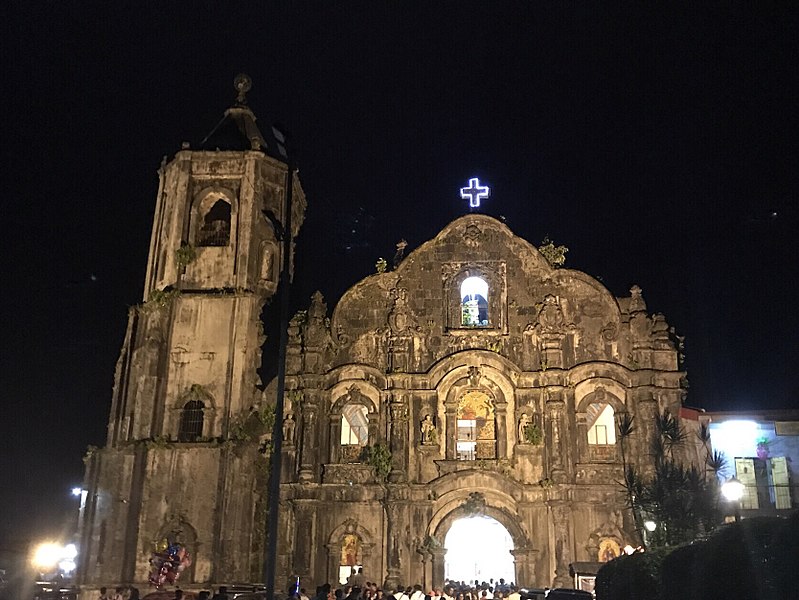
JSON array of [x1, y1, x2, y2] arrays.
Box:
[[375, 257, 388, 273], [229, 403, 275, 441], [524, 423, 543, 445], [175, 242, 197, 269], [82, 445, 98, 464], [145, 435, 171, 449], [361, 443, 392, 482], [141, 288, 181, 312], [537, 236, 568, 268]]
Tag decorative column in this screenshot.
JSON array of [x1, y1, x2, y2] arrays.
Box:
[[388, 393, 409, 482], [383, 497, 403, 590], [298, 391, 319, 482], [545, 390, 568, 483], [635, 390, 658, 477], [430, 546, 447, 591], [494, 397, 508, 459], [293, 500, 315, 578], [444, 402, 458, 460], [550, 502, 574, 588], [510, 545, 538, 589]]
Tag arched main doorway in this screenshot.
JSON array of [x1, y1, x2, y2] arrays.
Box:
[[444, 515, 514, 584]]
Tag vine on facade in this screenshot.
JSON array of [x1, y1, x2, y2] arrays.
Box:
[[538, 236, 569, 268]]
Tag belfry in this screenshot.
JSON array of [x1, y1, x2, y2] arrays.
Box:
[[78, 84, 700, 595]]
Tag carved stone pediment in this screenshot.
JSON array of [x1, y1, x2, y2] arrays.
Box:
[[322, 463, 375, 484]]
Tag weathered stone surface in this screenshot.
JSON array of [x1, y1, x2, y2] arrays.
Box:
[[79, 118, 693, 595]]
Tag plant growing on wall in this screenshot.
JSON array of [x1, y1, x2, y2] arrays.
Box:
[[361, 443, 392, 482], [141, 288, 181, 312], [175, 242, 197, 269], [524, 423, 544, 445], [375, 257, 388, 273], [537, 236, 568, 268]]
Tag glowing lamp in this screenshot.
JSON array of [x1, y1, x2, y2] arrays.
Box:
[[31, 542, 62, 570], [644, 520, 657, 532], [722, 476, 745, 502], [71, 487, 82, 496]]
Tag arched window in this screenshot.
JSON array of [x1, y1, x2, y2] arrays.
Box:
[[587, 402, 616, 445], [340, 404, 368, 461], [197, 198, 231, 246], [178, 400, 205, 442], [457, 391, 496, 460], [460, 276, 489, 326]]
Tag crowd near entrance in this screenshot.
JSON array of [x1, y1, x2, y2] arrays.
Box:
[[444, 516, 515, 585]]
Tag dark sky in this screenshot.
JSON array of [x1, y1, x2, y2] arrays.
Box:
[[1, 3, 797, 550]]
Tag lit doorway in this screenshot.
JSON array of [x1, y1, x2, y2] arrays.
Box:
[[444, 515, 514, 584]]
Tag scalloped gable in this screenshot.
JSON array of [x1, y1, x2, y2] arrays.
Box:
[[329, 214, 625, 372]]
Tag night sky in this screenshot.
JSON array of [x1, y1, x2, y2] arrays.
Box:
[[1, 4, 797, 553]]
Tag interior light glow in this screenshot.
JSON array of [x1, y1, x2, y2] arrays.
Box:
[[63, 543, 78, 559], [59, 559, 76, 574], [644, 520, 657, 532]]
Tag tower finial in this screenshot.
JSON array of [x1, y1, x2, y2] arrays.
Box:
[[234, 73, 252, 105]]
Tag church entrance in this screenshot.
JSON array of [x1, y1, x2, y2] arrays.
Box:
[[444, 515, 515, 585]]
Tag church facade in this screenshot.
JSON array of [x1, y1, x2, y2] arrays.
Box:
[[77, 92, 693, 595]]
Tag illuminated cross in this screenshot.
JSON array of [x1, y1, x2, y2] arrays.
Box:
[[460, 177, 490, 209]]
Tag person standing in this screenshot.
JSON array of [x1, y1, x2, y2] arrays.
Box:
[[212, 585, 230, 600]]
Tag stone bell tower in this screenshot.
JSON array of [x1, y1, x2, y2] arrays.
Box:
[[77, 76, 306, 592]]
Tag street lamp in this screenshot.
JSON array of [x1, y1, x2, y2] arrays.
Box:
[[722, 476, 745, 522]]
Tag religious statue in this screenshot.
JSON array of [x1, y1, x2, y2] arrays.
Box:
[[518, 413, 531, 443], [282, 414, 296, 444], [260, 244, 273, 282], [467, 365, 481, 387], [420, 414, 436, 444]]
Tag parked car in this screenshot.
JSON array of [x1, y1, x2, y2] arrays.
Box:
[[142, 592, 198, 600], [520, 589, 548, 600], [545, 589, 593, 599], [32, 582, 78, 600]]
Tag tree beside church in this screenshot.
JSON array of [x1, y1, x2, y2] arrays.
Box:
[[77, 88, 696, 595]]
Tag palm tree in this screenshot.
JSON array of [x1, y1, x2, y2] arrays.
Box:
[[615, 411, 646, 547]]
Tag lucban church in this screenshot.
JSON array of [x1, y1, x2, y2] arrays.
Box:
[[77, 82, 697, 595]]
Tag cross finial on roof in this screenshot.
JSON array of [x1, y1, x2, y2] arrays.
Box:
[[460, 178, 490, 210], [234, 73, 252, 105]]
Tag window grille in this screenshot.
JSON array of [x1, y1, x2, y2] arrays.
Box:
[[178, 400, 204, 441]]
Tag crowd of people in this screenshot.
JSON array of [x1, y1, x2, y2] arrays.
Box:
[[95, 572, 524, 600], [302, 571, 523, 600]]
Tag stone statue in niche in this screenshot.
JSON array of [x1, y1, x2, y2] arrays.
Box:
[[467, 365, 481, 387], [518, 413, 531, 443], [420, 414, 437, 445], [260, 244, 273, 282], [282, 414, 296, 444]]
